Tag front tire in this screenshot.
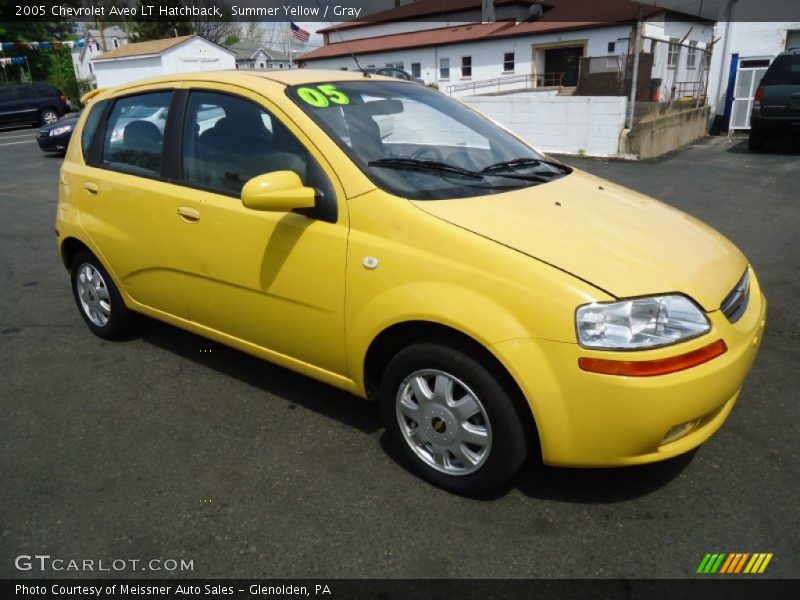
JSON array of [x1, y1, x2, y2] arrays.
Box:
[[380, 342, 529, 495], [70, 250, 136, 340]]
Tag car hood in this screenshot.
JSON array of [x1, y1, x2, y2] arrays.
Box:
[[39, 117, 78, 133], [410, 170, 746, 311]]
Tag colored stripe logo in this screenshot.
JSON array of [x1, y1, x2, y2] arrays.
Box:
[[696, 553, 773, 574]]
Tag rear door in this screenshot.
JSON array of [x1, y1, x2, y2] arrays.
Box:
[[76, 87, 185, 317]]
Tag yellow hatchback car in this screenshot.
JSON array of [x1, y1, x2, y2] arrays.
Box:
[[57, 71, 766, 494]]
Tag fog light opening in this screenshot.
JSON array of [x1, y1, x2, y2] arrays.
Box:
[[661, 419, 702, 445]]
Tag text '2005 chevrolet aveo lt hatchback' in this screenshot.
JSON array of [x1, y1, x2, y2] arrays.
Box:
[[57, 71, 766, 495]]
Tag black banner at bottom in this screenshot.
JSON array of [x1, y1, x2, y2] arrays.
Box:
[[4, 579, 800, 600]]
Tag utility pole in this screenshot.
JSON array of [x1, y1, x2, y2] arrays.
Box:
[[626, 3, 644, 130]]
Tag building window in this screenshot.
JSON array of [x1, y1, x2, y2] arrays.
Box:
[[687, 41, 698, 69], [384, 61, 405, 70], [503, 52, 515, 73], [340, 67, 348, 71], [259, 62, 265, 69], [607, 41, 616, 54], [411, 62, 421, 78], [461, 56, 472, 78], [667, 38, 680, 68], [439, 57, 450, 79], [112, 37, 120, 48]]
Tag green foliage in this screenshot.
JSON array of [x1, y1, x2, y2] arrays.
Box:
[[128, 1, 192, 41], [224, 34, 240, 47]]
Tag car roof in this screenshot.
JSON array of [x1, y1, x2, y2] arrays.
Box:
[[95, 69, 409, 100]]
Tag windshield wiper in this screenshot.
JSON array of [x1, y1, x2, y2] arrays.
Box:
[[482, 157, 572, 175], [368, 158, 484, 180]]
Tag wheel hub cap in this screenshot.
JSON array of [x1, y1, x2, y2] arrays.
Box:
[[76, 263, 111, 327], [396, 369, 492, 476]]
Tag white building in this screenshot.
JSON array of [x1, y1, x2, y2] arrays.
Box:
[[70, 25, 129, 82], [227, 41, 292, 70], [707, 22, 800, 132], [91, 35, 236, 88], [300, 0, 714, 102]]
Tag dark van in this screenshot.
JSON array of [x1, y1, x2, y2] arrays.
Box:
[[750, 48, 800, 151], [0, 82, 71, 128]]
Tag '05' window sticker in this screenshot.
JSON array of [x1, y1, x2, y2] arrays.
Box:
[[296, 85, 350, 108]]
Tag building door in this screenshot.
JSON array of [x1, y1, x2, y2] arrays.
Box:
[[544, 46, 583, 86], [729, 57, 771, 130]]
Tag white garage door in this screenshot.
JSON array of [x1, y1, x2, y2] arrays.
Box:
[[180, 58, 221, 73]]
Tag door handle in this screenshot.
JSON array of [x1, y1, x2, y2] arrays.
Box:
[[177, 206, 200, 223], [84, 182, 99, 194]]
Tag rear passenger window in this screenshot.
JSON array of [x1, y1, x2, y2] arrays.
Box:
[[81, 101, 107, 161], [182, 91, 312, 195], [102, 92, 171, 177]]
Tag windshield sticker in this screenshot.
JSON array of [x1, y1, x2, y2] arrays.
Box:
[[297, 85, 350, 108]]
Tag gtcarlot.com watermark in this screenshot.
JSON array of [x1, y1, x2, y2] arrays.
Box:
[[15, 554, 194, 573]]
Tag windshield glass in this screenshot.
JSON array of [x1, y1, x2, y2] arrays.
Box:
[[288, 81, 570, 200]]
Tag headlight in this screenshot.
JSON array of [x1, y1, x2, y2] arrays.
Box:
[[576, 295, 710, 349], [50, 125, 73, 136]]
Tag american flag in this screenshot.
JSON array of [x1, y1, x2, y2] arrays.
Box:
[[290, 22, 310, 43]]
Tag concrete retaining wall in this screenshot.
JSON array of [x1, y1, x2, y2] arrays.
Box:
[[622, 106, 711, 159], [463, 94, 627, 157]]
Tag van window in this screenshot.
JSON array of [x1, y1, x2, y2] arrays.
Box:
[[102, 92, 171, 177]]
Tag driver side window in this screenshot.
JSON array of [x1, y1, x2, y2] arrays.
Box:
[[182, 91, 311, 196]]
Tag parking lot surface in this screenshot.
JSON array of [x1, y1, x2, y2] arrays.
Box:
[[1, 128, 798, 578]]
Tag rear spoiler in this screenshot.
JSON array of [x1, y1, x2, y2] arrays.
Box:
[[80, 88, 106, 105]]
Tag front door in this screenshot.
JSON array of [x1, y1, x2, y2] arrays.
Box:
[[162, 87, 349, 375], [544, 46, 584, 87]]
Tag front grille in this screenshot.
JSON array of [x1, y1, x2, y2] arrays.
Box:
[[720, 269, 750, 323]]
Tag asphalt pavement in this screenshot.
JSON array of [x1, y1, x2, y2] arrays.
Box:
[[1, 129, 798, 579]]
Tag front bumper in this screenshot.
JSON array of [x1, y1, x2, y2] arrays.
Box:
[[491, 267, 767, 467], [37, 132, 70, 152]]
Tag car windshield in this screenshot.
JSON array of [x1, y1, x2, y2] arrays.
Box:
[[288, 81, 570, 200]]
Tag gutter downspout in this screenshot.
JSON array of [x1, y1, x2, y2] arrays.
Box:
[[712, 0, 738, 117]]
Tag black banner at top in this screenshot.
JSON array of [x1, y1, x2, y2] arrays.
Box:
[[2, 0, 800, 24]]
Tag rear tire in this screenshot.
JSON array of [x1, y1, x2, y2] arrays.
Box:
[[380, 342, 529, 496], [70, 250, 136, 340], [40, 108, 59, 126], [748, 129, 766, 152]]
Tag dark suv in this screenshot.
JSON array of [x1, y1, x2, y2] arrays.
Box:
[[750, 48, 800, 151], [0, 82, 71, 128]]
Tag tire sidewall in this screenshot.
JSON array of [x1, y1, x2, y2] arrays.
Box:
[[70, 251, 133, 339], [380, 342, 528, 496], [41, 108, 59, 125]]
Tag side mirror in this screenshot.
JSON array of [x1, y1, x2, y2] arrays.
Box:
[[241, 171, 316, 213]]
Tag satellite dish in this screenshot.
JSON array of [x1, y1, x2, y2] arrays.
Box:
[[528, 3, 544, 20]]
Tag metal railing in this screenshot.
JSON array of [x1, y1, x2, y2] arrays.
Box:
[[447, 72, 565, 95]]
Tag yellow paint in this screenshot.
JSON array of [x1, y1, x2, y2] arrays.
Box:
[[57, 71, 766, 467]]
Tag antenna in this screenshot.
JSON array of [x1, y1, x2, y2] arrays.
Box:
[[313, 0, 370, 77]]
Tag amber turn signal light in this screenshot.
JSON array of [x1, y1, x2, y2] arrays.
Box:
[[579, 339, 728, 377]]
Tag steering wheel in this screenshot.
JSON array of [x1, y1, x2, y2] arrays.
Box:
[[410, 146, 444, 162]]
